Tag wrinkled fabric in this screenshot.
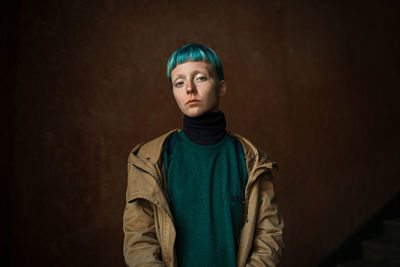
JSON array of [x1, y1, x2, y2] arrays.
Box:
[[123, 129, 284, 267]]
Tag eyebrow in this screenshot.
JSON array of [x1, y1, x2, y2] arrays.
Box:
[[173, 74, 186, 81]]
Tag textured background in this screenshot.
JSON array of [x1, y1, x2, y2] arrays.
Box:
[[6, 0, 400, 266]]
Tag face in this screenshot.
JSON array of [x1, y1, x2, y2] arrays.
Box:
[[171, 61, 226, 118]]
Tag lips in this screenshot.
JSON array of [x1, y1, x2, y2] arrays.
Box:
[[186, 99, 200, 105]]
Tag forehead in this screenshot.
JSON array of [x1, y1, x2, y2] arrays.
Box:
[[171, 61, 214, 79]]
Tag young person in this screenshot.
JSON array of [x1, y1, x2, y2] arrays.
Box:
[[123, 43, 284, 267]]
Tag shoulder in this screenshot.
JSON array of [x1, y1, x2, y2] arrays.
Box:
[[228, 132, 277, 170], [225, 133, 245, 155], [228, 132, 263, 157], [128, 129, 180, 164]]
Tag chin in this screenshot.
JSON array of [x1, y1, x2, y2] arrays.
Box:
[[183, 109, 206, 118], [184, 112, 202, 118]]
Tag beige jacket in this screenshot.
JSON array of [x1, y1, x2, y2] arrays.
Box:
[[123, 129, 284, 267]]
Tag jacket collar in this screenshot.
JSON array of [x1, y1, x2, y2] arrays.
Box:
[[128, 129, 179, 219], [229, 132, 276, 186], [128, 129, 275, 215], [131, 129, 275, 185]]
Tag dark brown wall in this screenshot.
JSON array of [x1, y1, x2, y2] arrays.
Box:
[[11, 0, 399, 266], [3, 1, 18, 266]]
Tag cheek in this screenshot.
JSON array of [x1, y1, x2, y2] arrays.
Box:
[[206, 88, 219, 102], [173, 91, 184, 106]]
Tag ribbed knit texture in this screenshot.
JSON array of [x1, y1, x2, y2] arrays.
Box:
[[164, 130, 247, 267], [183, 111, 226, 145]]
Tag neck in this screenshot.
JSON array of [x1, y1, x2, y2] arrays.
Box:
[[183, 111, 226, 145]]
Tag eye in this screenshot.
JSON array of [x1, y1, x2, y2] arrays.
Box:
[[196, 76, 207, 82], [174, 81, 184, 87]]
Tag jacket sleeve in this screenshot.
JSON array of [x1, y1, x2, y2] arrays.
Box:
[[246, 171, 284, 267], [123, 154, 165, 267]]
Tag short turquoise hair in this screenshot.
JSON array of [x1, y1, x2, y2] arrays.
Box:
[[166, 43, 224, 83]]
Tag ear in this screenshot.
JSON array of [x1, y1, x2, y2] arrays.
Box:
[[218, 80, 227, 96]]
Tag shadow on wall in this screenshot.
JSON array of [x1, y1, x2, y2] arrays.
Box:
[[319, 191, 400, 267]]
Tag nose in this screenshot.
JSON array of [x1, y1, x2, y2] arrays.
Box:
[[186, 79, 197, 94]]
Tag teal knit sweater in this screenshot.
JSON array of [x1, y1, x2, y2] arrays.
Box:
[[164, 130, 248, 267]]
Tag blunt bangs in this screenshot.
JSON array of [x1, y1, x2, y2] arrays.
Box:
[[166, 43, 224, 83]]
